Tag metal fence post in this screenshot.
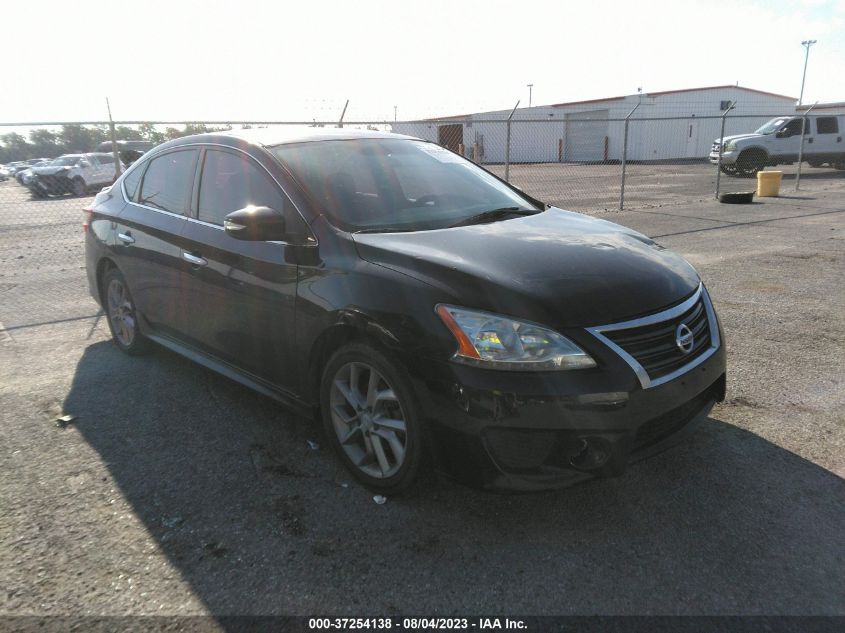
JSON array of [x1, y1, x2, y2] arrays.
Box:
[[338, 100, 349, 128], [619, 102, 641, 210], [714, 101, 736, 200], [105, 98, 121, 179], [795, 102, 818, 191], [504, 100, 520, 182]]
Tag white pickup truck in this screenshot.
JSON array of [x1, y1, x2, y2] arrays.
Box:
[[709, 114, 845, 177]]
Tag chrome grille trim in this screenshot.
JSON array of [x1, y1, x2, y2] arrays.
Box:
[[586, 283, 720, 389]]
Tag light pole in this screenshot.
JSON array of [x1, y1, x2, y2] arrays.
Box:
[[394, 105, 397, 122], [799, 39, 817, 105], [527, 84, 533, 108]]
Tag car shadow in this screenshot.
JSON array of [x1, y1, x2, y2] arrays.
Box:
[[63, 341, 845, 619]]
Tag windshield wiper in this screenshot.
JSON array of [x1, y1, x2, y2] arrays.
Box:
[[448, 207, 537, 228]]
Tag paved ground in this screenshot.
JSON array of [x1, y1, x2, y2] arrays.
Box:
[[0, 169, 844, 619]]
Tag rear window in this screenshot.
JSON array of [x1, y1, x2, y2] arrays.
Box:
[[138, 150, 198, 214], [817, 117, 839, 134]]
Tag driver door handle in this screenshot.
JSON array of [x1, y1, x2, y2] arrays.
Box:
[[182, 251, 208, 267], [117, 232, 135, 244]]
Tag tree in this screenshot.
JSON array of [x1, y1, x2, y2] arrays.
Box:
[[0, 132, 32, 162], [115, 125, 144, 141], [138, 123, 165, 145], [58, 124, 106, 153], [29, 129, 59, 158]]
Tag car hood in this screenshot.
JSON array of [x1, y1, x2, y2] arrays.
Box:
[[32, 165, 71, 176], [714, 133, 761, 144], [351, 208, 700, 328]]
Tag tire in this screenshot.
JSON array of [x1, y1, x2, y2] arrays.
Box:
[[320, 342, 425, 494], [30, 188, 46, 199], [807, 160, 823, 168], [71, 177, 86, 196], [719, 164, 739, 176], [102, 268, 152, 356], [736, 150, 766, 177]]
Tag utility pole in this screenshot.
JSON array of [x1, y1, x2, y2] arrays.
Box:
[[527, 84, 533, 108], [394, 105, 397, 122], [798, 39, 817, 105]]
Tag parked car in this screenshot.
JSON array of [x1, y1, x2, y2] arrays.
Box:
[[710, 114, 845, 176], [28, 153, 123, 197], [0, 165, 8, 181], [16, 159, 53, 185], [85, 128, 726, 493], [96, 140, 154, 166]]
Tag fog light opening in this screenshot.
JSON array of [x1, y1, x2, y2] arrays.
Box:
[[568, 437, 611, 470]]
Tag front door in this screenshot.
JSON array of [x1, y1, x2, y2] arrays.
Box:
[[178, 147, 299, 392]]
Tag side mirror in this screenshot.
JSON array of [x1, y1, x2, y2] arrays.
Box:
[[775, 130, 789, 138], [224, 205, 287, 241], [78, 160, 91, 167]]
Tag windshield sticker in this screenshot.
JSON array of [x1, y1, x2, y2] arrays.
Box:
[[418, 144, 463, 163]]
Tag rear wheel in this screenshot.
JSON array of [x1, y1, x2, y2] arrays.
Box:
[[71, 177, 86, 196], [102, 268, 151, 355], [807, 160, 823, 168], [320, 342, 424, 494]]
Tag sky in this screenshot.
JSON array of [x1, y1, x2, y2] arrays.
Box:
[[1, 0, 844, 125]]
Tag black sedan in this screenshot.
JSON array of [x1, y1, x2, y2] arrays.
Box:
[[84, 128, 726, 493]]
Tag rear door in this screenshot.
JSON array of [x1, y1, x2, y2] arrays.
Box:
[[113, 148, 199, 338], [94, 153, 116, 184], [814, 116, 842, 160], [177, 147, 301, 392]]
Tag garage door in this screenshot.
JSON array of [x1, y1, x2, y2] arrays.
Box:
[[564, 109, 609, 161]]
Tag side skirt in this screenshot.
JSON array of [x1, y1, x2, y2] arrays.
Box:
[[146, 332, 315, 420]]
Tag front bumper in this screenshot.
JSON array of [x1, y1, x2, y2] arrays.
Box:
[[28, 174, 73, 195], [709, 151, 738, 165], [409, 328, 726, 492]]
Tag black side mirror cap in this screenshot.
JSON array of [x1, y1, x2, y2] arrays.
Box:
[[224, 205, 287, 241]]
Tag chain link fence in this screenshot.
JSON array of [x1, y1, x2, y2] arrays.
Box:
[[1, 116, 843, 332]]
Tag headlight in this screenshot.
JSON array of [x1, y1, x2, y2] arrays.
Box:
[[435, 305, 596, 371]]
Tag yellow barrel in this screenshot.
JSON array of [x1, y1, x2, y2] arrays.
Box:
[[757, 170, 783, 197]]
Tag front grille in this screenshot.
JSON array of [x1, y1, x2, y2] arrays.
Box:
[[34, 175, 70, 192], [711, 142, 720, 153], [602, 293, 712, 382]]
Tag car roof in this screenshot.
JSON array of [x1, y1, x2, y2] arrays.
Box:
[[155, 126, 420, 153]]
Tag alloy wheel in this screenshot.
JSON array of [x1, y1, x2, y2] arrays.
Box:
[[329, 361, 408, 478], [107, 278, 136, 347]]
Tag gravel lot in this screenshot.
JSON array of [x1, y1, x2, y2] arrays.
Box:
[[0, 164, 843, 619]]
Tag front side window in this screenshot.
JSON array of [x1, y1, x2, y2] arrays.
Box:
[[783, 118, 809, 136], [197, 150, 289, 226], [817, 117, 839, 134], [272, 139, 537, 232], [138, 150, 197, 214]]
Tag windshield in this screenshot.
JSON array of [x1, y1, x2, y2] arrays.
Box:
[[754, 117, 791, 135], [272, 139, 538, 232], [52, 155, 81, 166]]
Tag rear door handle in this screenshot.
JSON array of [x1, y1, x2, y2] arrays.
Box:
[[117, 232, 135, 244], [182, 251, 208, 267]]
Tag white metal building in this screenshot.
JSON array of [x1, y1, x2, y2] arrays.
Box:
[[392, 85, 797, 163]]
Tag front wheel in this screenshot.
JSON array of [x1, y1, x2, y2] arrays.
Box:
[[320, 342, 425, 494], [735, 150, 766, 177], [71, 177, 86, 196], [102, 268, 152, 355]]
